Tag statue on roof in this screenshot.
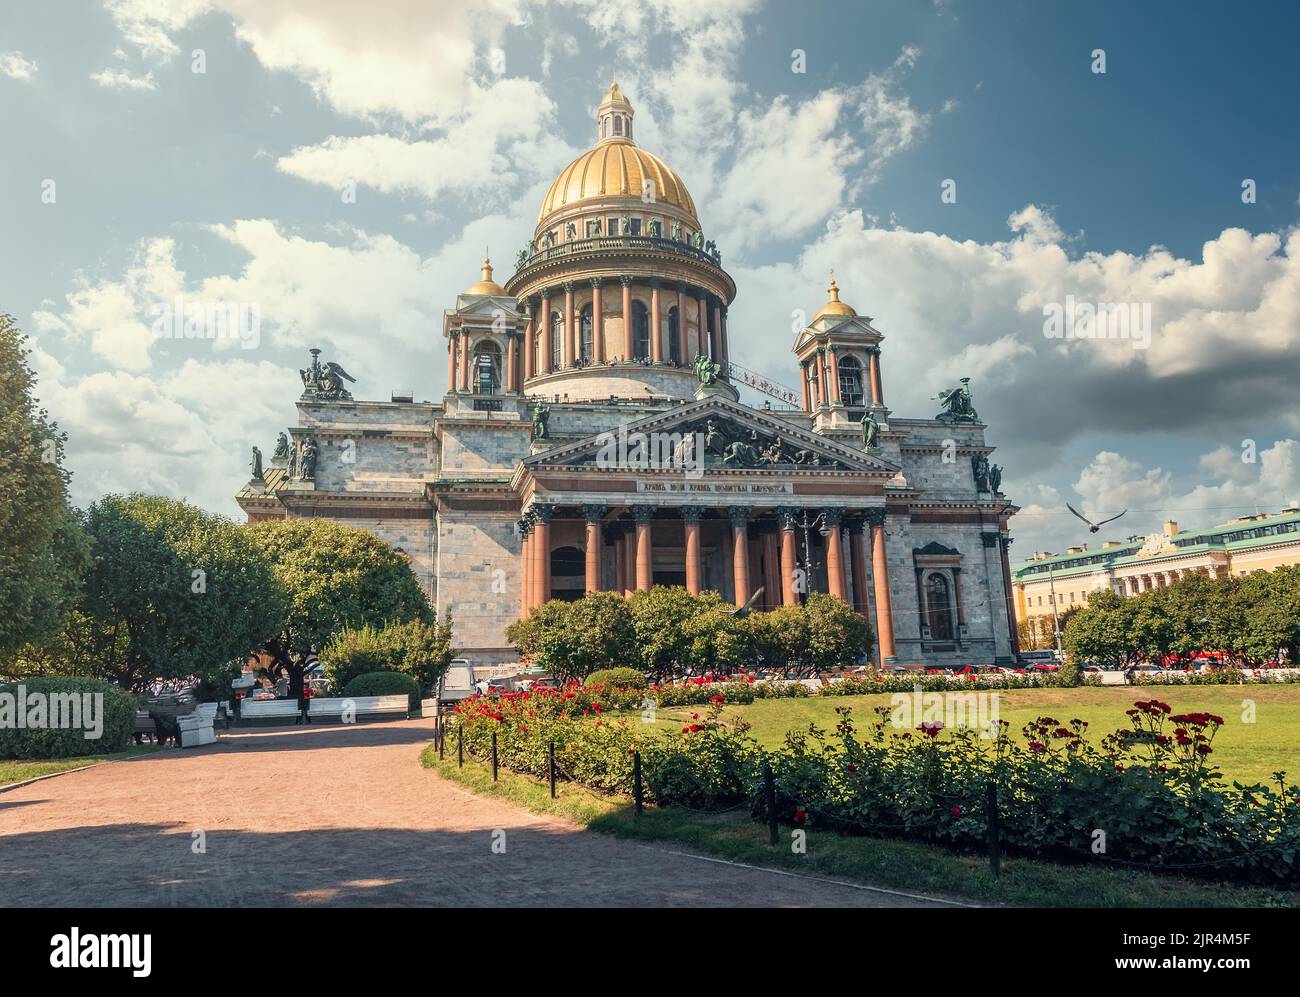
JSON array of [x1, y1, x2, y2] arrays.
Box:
[[249, 445, 264, 481], [273, 432, 290, 461], [989, 463, 1003, 494], [934, 377, 979, 424], [860, 409, 880, 451], [300, 349, 356, 401], [693, 353, 721, 386], [531, 403, 550, 441], [971, 453, 991, 493], [299, 438, 319, 481]]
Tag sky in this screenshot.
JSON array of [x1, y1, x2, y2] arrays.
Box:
[[3, 0, 1300, 562]]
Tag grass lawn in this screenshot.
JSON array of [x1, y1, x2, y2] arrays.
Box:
[[0, 745, 159, 789], [421, 747, 1297, 908], [657, 685, 1300, 788]]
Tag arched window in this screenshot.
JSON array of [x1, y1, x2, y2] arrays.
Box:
[[472, 340, 501, 394], [926, 573, 954, 641], [579, 304, 593, 364], [551, 311, 563, 369], [667, 306, 681, 364], [838, 355, 864, 406], [632, 301, 650, 360]]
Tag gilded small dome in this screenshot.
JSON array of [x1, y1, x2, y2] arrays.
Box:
[[813, 275, 857, 322], [537, 84, 698, 227], [466, 256, 506, 296]]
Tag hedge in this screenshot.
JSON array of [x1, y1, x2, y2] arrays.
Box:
[[585, 668, 647, 689], [448, 688, 1300, 885], [0, 676, 137, 759]]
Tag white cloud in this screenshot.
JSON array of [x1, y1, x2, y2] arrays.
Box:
[[851, 45, 932, 181], [90, 67, 157, 90], [0, 51, 38, 81]]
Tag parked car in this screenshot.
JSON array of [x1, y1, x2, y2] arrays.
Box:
[[438, 659, 477, 704]]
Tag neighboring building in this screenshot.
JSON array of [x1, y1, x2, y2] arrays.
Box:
[[237, 84, 1020, 668], [1012, 507, 1300, 632]]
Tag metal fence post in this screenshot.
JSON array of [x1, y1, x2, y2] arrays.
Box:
[[491, 731, 499, 782], [457, 725, 463, 768], [548, 740, 556, 799], [986, 779, 1002, 877], [633, 751, 643, 817], [763, 761, 778, 846], [438, 721, 445, 760]]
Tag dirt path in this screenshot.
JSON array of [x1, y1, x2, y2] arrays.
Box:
[[0, 719, 956, 907]]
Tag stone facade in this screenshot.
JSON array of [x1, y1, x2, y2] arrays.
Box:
[[236, 84, 1019, 668]]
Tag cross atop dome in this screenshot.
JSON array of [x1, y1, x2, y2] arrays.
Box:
[[814, 272, 857, 322]]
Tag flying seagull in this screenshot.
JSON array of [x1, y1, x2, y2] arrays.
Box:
[[724, 587, 766, 618], [1066, 503, 1127, 534]]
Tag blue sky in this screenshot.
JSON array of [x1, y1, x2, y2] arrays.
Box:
[[2, 0, 1299, 558]]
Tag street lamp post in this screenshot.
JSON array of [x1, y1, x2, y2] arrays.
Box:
[[1047, 560, 1063, 658], [790, 509, 833, 593]]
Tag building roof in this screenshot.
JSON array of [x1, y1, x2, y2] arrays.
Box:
[[1012, 508, 1300, 581]]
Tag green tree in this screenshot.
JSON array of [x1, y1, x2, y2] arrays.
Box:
[[320, 616, 454, 696], [628, 586, 700, 680], [751, 602, 809, 673], [246, 518, 431, 698], [802, 592, 872, 671], [1238, 566, 1300, 664], [505, 593, 635, 684], [682, 591, 755, 673], [0, 315, 90, 662], [17, 494, 283, 690]]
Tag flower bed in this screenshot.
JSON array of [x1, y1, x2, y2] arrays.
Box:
[[446, 689, 1300, 885]]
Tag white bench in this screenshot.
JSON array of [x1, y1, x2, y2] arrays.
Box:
[[237, 695, 410, 724], [176, 702, 219, 748]]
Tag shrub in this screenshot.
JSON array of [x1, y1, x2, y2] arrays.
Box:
[[0, 676, 136, 759], [507, 593, 635, 684], [340, 670, 420, 711], [321, 617, 454, 695], [585, 667, 646, 689]]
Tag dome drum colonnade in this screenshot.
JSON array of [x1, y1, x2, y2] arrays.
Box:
[[503, 83, 735, 400]]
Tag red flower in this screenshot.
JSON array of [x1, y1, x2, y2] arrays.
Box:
[[846, 764, 857, 772], [1029, 741, 1046, 753], [689, 723, 702, 732], [951, 805, 962, 817], [793, 808, 806, 824]]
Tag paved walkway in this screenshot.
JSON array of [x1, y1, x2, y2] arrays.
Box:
[[0, 719, 957, 907]]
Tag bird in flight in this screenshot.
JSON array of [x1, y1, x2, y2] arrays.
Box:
[[1066, 503, 1127, 534]]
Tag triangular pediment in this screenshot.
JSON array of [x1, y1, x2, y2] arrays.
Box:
[[525, 395, 899, 475], [448, 295, 522, 322]]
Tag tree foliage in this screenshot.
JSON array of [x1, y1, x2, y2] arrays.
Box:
[[15, 494, 283, 690], [506, 592, 635, 684], [0, 315, 89, 662], [245, 518, 432, 696], [1063, 566, 1300, 667], [320, 616, 454, 695]]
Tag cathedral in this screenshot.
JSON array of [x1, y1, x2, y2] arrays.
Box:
[[237, 84, 1020, 669]]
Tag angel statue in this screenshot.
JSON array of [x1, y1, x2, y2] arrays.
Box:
[[299, 348, 356, 401], [933, 377, 979, 424], [693, 353, 721, 386]]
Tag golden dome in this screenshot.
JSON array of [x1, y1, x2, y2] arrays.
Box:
[[813, 275, 857, 322], [466, 256, 506, 295], [537, 84, 698, 226]]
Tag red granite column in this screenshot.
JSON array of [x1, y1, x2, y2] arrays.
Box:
[[591, 279, 605, 364], [849, 518, 870, 615], [800, 362, 811, 412], [779, 510, 799, 606], [523, 301, 535, 382], [505, 334, 517, 392], [621, 277, 634, 361], [563, 283, 575, 368], [730, 507, 751, 607], [762, 530, 779, 610], [1000, 536, 1021, 656], [447, 333, 458, 392], [868, 345, 884, 406], [682, 506, 703, 595], [827, 348, 842, 405], [459, 333, 471, 392], [697, 294, 709, 360], [869, 510, 896, 663], [634, 506, 654, 591], [718, 306, 730, 376], [520, 523, 532, 616], [613, 528, 625, 595], [711, 303, 722, 367], [650, 282, 663, 363], [825, 510, 847, 600], [584, 505, 605, 594], [539, 292, 552, 375], [533, 505, 552, 605]]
